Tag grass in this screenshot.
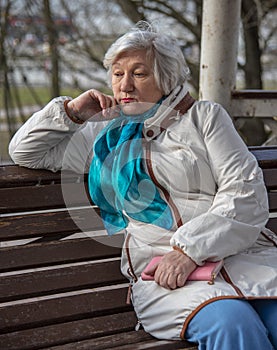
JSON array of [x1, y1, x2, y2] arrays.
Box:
[[0, 85, 83, 162], [0, 86, 82, 110]]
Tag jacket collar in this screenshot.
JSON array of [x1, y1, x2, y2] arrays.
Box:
[[143, 85, 195, 141]]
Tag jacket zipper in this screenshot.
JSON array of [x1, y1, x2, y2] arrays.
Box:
[[125, 233, 138, 305]]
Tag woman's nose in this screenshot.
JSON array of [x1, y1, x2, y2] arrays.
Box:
[[120, 74, 134, 92]]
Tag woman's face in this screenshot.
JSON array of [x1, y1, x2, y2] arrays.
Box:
[[111, 49, 164, 115]]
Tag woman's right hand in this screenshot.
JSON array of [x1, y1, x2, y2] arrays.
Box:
[[66, 89, 119, 122], [150, 250, 197, 290]]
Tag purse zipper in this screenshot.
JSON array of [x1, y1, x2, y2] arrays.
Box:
[[208, 260, 224, 285]]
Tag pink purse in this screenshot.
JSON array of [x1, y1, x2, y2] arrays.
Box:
[[141, 256, 224, 285]]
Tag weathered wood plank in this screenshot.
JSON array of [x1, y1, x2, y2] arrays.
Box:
[[249, 147, 277, 168], [0, 182, 91, 213], [0, 311, 138, 350], [0, 166, 62, 187], [232, 90, 277, 99], [109, 339, 198, 350], [0, 286, 131, 331], [262, 168, 277, 189], [0, 166, 86, 188], [0, 236, 123, 272], [0, 259, 125, 302], [41, 331, 197, 350], [0, 208, 103, 241], [268, 192, 277, 212], [266, 217, 277, 234]]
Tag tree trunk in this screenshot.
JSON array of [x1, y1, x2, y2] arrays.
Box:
[[241, 0, 263, 88], [0, 0, 16, 138], [116, 0, 145, 23], [43, 0, 60, 98], [238, 0, 266, 146]]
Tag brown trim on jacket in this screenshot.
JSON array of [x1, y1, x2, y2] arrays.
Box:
[[145, 92, 196, 228], [145, 143, 183, 228], [220, 266, 245, 297], [125, 233, 138, 283], [180, 296, 240, 339], [160, 92, 196, 133]]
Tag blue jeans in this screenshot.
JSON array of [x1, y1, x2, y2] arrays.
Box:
[[185, 299, 277, 350]]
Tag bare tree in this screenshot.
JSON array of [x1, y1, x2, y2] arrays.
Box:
[[241, 0, 263, 88], [116, 0, 202, 92], [43, 0, 60, 97], [0, 0, 16, 138]]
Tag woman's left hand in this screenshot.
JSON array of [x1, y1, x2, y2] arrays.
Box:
[[66, 89, 119, 121], [152, 251, 197, 290]]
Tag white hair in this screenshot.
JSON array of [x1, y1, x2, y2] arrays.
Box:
[[103, 21, 190, 95]]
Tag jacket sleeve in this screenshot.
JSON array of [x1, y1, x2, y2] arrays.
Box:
[[9, 97, 104, 173], [170, 103, 269, 265]]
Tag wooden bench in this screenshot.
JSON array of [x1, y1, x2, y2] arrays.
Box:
[[0, 146, 276, 350]]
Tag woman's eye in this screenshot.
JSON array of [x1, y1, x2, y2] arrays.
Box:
[[134, 72, 145, 77], [113, 72, 123, 77]]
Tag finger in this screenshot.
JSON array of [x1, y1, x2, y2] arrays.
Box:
[[98, 94, 118, 118], [103, 95, 113, 109], [110, 96, 118, 108], [102, 96, 116, 117], [146, 261, 160, 275], [176, 273, 187, 288], [99, 93, 115, 110], [88, 89, 106, 109], [167, 275, 177, 290], [155, 271, 172, 290]]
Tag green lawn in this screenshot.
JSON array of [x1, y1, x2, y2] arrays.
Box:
[[0, 86, 82, 109], [0, 85, 83, 162]]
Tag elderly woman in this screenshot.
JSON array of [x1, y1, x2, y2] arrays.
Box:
[[9, 23, 277, 350]]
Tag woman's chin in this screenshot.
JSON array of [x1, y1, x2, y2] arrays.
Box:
[[120, 102, 155, 115]]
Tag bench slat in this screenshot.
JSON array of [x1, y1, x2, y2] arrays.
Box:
[[0, 166, 62, 187], [0, 236, 123, 272], [44, 331, 153, 350], [0, 286, 131, 331], [0, 311, 139, 350], [266, 218, 277, 233], [0, 259, 124, 302], [41, 331, 196, 350], [110, 339, 198, 350], [0, 166, 86, 187], [268, 192, 277, 212], [0, 182, 90, 213], [250, 147, 277, 168], [262, 168, 277, 189], [0, 208, 103, 241]]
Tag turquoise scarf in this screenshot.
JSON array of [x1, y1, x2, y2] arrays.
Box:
[[88, 102, 173, 235]]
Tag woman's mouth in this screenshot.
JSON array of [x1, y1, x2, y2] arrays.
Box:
[[120, 98, 136, 103]]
